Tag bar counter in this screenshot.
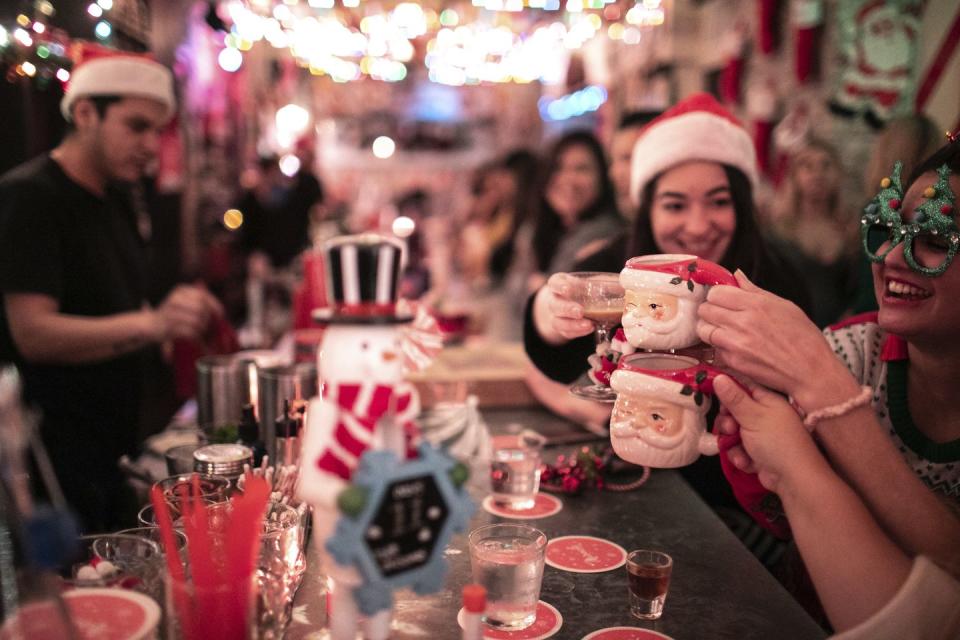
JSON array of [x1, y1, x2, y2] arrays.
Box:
[[285, 408, 827, 640]]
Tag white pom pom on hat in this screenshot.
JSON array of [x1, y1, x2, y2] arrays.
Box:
[[629, 92, 759, 205], [61, 45, 175, 122]]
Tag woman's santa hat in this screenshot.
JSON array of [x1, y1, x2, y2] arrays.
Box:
[[61, 43, 175, 122], [629, 92, 759, 205], [620, 254, 737, 302]]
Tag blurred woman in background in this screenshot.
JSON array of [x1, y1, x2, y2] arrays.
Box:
[[768, 139, 857, 327]]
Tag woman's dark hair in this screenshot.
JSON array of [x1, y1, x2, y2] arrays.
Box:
[[532, 130, 618, 271], [628, 165, 771, 281], [906, 137, 960, 188]]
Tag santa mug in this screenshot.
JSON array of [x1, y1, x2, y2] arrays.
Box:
[[609, 353, 728, 469], [619, 254, 738, 351]]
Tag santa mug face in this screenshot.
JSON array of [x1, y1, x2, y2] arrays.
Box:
[[619, 254, 737, 350], [609, 354, 719, 468]]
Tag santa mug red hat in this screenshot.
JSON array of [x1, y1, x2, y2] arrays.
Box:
[[629, 92, 759, 205], [61, 43, 175, 122], [619, 254, 737, 350]]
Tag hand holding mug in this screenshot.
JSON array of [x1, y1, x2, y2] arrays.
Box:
[[713, 375, 825, 495], [696, 270, 857, 411]]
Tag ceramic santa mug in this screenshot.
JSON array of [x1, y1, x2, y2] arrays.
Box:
[[609, 353, 737, 468], [619, 254, 738, 351]]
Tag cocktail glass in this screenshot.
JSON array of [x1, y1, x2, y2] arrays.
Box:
[[567, 272, 625, 402]]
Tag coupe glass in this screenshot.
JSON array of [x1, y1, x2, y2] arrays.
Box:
[[567, 272, 626, 402]]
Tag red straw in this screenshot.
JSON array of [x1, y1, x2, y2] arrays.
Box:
[[150, 486, 194, 638], [149, 485, 184, 581]]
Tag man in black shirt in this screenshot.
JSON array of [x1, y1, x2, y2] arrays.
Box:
[[0, 51, 222, 532]]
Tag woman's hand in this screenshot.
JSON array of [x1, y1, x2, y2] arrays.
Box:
[[531, 272, 594, 345], [713, 376, 826, 495], [696, 270, 858, 411]]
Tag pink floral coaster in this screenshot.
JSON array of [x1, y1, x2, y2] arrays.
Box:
[[545, 536, 627, 573], [582, 628, 674, 640], [457, 600, 563, 640], [481, 494, 563, 520]]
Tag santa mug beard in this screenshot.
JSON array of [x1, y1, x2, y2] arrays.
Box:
[[609, 393, 718, 468], [621, 292, 701, 351]]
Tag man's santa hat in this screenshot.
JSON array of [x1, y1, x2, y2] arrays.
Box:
[[61, 43, 175, 122], [610, 353, 719, 413], [629, 92, 759, 205], [620, 254, 737, 302]]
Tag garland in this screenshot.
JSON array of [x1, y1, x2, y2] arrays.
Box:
[[540, 444, 650, 495]]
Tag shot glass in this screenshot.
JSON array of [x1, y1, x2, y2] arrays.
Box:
[[626, 549, 673, 620], [468, 523, 547, 631], [490, 432, 545, 510]]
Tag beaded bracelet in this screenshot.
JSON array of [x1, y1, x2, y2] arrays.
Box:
[[802, 386, 873, 431]]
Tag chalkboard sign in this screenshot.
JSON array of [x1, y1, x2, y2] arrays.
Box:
[[366, 473, 449, 577], [326, 443, 474, 615]]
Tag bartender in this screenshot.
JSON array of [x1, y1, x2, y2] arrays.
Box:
[[0, 48, 222, 532]]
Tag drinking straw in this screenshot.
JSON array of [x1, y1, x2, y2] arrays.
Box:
[[148, 485, 184, 582], [150, 485, 194, 638]]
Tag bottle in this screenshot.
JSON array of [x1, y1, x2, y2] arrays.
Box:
[[237, 403, 266, 467], [275, 400, 301, 467], [461, 584, 486, 640]]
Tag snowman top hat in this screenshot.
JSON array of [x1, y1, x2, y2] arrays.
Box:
[[312, 233, 414, 325]]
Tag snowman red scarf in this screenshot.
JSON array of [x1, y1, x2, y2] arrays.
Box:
[[314, 382, 421, 481]]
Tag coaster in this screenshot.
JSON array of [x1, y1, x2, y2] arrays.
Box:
[[582, 628, 674, 640], [545, 536, 627, 573], [458, 600, 563, 640], [482, 494, 563, 520]]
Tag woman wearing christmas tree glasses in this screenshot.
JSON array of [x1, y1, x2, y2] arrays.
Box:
[[697, 136, 960, 586]]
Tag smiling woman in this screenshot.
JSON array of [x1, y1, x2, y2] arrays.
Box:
[[522, 93, 810, 522]]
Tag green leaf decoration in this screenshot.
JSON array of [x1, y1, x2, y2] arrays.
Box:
[[680, 385, 694, 396], [695, 370, 707, 384], [337, 486, 368, 517], [694, 391, 704, 406], [449, 462, 470, 487], [670, 276, 683, 285], [687, 280, 695, 292]]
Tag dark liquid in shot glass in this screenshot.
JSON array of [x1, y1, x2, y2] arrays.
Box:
[[627, 562, 671, 600]]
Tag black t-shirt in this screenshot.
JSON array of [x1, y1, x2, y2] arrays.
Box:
[[0, 155, 148, 486]]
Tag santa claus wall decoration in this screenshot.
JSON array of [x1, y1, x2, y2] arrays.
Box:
[[298, 234, 473, 640], [830, 0, 924, 125]]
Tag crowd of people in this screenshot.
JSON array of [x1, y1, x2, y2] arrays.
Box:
[[519, 94, 960, 638], [0, 45, 957, 639]]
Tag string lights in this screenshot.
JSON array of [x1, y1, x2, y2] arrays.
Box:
[[219, 0, 666, 84], [0, 0, 666, 87], [0, 0, 117, 86]]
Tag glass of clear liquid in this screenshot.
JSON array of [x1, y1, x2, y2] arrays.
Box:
[[489, 432, 545, 510], [468, 523, 547, 631]]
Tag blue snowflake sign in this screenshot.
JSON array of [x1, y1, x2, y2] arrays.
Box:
[[326, 442, 474, 615]]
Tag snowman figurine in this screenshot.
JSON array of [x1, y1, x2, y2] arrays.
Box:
[[298, 234, 421, 640]]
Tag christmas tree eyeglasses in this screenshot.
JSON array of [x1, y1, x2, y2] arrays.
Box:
[[861, 161, 959, 277]]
